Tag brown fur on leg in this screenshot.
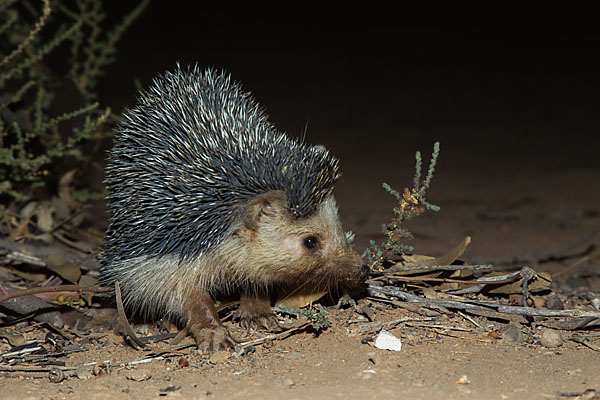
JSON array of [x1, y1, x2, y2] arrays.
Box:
[[236, 290, 281, 332], [186, 290, 236, 351]]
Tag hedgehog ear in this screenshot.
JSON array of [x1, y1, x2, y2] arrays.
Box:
[[242, 190, 289, 232]]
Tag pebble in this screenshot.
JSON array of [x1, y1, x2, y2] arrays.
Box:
[[545, 296, 564, 310], [126, 369, 151, 381], [500, 324, 523, 344], [283, 378, 295, 387], [283, 351, 302, 360], [210, 351, 231, 364], [75, 366, 93, 380], [539, 328, 562, 348], [367, 352, 381, 365]]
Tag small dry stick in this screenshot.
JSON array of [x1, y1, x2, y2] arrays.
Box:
[[458, 311, 481, 328], [238, 323, 310, 347], [405, 323, 472, 332], [383, 264, 493, 274], [424, 327, 491, 342], [369, 285, 600, 319], [357, 317, 436, 334]]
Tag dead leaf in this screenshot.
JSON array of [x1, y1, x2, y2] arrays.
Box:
[[58, 170, 77, 205], [79, 274, 99, 287], [46, 252, 81, 283], [486, 272, 552, 294], [10, 202, 36, 240], [35, 203, 53, 232], [400, 253, 437, 267], [276, 285, 327, 308], [0, 328, 27, 346], [427, 236, 471, 266], [10, 267, 48, 282], [398, 236, 471, 269], [20, 201, 37, 219], [52, 230, 94, 253]]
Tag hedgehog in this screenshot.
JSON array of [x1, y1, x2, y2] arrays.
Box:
[[100, 65, 364, 350]]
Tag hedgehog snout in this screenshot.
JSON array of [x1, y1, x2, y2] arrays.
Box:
[[331, 247, 367, 283]]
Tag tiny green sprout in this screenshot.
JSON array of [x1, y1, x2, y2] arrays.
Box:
[[276, 304, 332, 331]]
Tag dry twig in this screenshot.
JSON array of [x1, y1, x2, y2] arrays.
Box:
[[368, 285, 600, 319]]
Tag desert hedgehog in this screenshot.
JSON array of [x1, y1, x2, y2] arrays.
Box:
[[100, 65, 364, 350]]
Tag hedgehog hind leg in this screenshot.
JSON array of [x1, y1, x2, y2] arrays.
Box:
[[235, 291, 281, 332], [185, 290, 236, 351]]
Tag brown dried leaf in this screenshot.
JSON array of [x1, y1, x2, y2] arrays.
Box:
[[19, 201, 37, 219], [276, 286, 327, 308], [400, 253, 437, 267], [33, 233, 54, 244], [53, 230, 94, 253], [35, 203, 53, 232], [46, 252, 81, 283], [399, 236, 471, 268], [0, 328, 27, 346], [10, 202, 36, 239], [486, 272, 552, 294], [10, 267, 48, 282]]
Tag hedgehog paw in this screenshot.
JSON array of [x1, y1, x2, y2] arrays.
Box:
[[237, 312, 282, 333], [190, 325, 236, 352], [236, 292, 281, 333]]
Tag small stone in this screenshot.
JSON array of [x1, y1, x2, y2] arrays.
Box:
[[75, 366, 93, 380], [126, 369, 151, 381], [532, 296, 546, 308], [209, 351, 230, 364], [283, 378, 295, 387], [546, 296, 564, 310], [283, 351, 302, 360], [539, 328, 562, 348], [456, 375, 471, 385], [500, 324, 523, 344], [367, 351, 380, 365], [488, 331, 501, 340]]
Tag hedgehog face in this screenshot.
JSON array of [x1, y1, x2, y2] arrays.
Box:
[[231, 191, 364, 290]]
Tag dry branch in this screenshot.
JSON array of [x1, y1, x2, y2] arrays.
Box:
[[368, 284, 600, 319]]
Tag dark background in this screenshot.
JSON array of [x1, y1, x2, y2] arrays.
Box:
[[98, 3, 599, 250], [101, 3, 599, 165]]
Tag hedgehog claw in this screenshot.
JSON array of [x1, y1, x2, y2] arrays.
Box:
[[190, 325, 236, 352], [236, 292, 281, 333], [236, 312, 282, 333]]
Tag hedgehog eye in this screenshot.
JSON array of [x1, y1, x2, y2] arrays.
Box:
[[302, 235, 319, 249]]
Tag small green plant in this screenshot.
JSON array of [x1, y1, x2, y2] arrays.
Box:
[[276, 303, 332, 331], [367, 142, 441, 269], [0, 0, 149, 204]]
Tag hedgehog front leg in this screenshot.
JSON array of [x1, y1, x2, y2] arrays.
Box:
[[186, 290, 236, 351], [236, 291, 281, 332]]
